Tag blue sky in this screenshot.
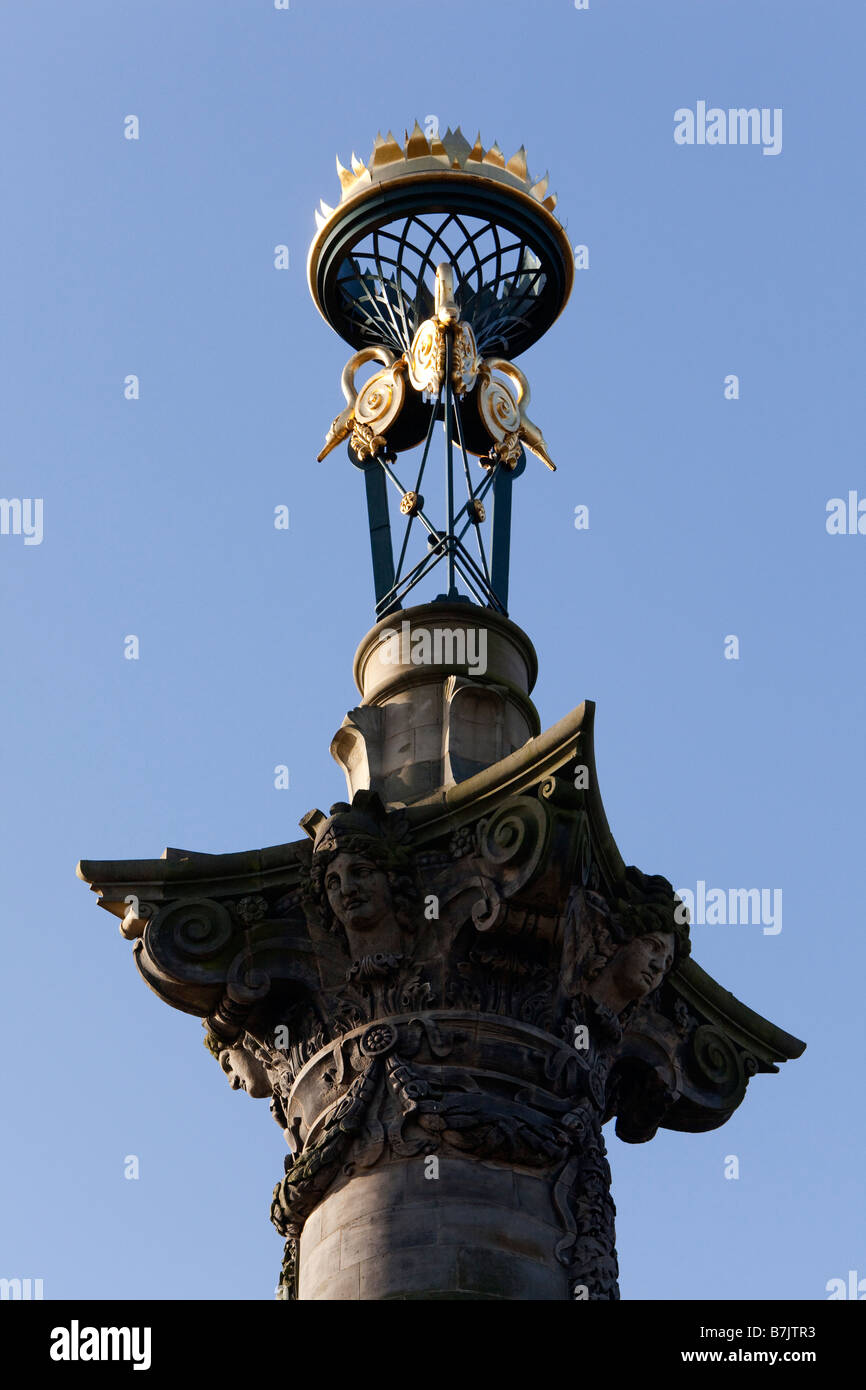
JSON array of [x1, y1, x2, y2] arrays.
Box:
[[1, 0, 863, 1300]]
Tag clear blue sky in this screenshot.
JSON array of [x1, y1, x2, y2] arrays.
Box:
[[2, 0, 862, 1301]]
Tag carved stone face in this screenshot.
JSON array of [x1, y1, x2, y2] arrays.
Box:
[[219, 1044, 272, 1099], [591, 931, 675, 1016], [323, 850, 403, 959], [324, 852, 392, 932]]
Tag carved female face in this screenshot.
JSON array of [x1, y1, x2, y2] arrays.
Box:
[[219, 1044, 272, 1099], [591, 931, 675, 1016], [324, 852, 393, 934], [613, 931, 675, 1000]]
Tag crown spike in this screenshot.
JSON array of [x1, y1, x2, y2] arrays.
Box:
[[371, 129, 404, 170], [405, 120, 430, 159], [442, 125, 472, 167], [466, 132, 485, 165], [336, 155, 355, 193], [483, 141, 506, 169], [325, 129, 563, 218], [507, 146, 528, 181]]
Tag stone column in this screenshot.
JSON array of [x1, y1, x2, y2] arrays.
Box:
[[78, 603, 805, 1302], [269, 996, 620, 1302], [297, 1159, 569, 1302], [330, 601, 540, 804]]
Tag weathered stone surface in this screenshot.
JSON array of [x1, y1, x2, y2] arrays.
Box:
[[333, 605, 540, 804], [300, 1156, 566, 1300], [358, 1246, 462, 1301], [78, 608, 805, 1301]]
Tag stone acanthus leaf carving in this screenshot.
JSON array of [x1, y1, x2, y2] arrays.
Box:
[[447, 943, 555, 1030], [346, 951, 401, 980], [138, 787, 779, 1301]]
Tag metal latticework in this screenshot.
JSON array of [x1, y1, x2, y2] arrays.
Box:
[[352, 355, 525, 620], [309, 137, 574, 618], [337, 212, 546, 359], [311, 173, 573, 363]]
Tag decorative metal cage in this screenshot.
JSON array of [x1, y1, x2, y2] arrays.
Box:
[[307, 128, 574, 618]]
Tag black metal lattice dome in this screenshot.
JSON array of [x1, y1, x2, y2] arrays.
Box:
[[309, 174, 573, 360]]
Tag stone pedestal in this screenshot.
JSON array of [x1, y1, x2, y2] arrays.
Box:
[[332, 603, 540, 805]]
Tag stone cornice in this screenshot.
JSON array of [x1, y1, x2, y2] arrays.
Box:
[[77, 699, 804, 1121]]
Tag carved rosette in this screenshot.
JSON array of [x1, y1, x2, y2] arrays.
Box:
[[125, 784, 778, 1300], [243, 789, 689, 1298], [80, 698, 804, 1301]]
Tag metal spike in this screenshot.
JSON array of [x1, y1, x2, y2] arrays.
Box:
[[405, 120, 430, 159], [350, 152, 366, 177], [371, 129, 404, 169], [506, 146, 528, 181], [319, 199, 334, 218], [483, 142, 505, 169], [442, 126, 472, 167], [466, 132, 485, 164], [336, 155, 355, 194], [529, 172, 549, 201]]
